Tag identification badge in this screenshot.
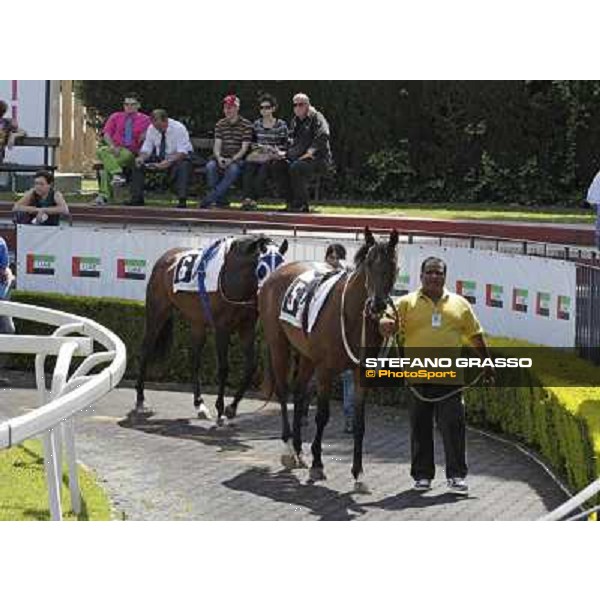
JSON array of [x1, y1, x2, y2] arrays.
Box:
[[431, 312, 442, 328]]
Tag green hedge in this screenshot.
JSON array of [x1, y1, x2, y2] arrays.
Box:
[[7, 292, 600, 495]]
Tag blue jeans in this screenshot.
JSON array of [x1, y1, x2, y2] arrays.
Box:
[[341, 369, 355, 419], [203, 159, 245, 206]]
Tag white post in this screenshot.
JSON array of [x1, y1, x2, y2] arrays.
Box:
[[62, 418, 81, 515], [41, 429, 62, 521]]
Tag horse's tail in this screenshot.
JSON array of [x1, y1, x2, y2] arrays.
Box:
[[142, 260, 175, 362], [260, 344, 275, 400]]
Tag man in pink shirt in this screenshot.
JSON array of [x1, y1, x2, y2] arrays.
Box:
[[94, 94, 151, 205]]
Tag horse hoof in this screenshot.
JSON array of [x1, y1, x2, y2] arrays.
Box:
[[296, 454, 309, 469], [224, 405, 237, 420], [308, 467, 327, 482], [216, 416, 226, 427], [353, 480, 371, 495], [281, 454, 298, 470], [197, 405, 212, 420], [130, 406, 154, 420]]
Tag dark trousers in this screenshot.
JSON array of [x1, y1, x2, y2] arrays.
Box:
[[272, 158, 325, 209], [242, 161, 273, 201], [130, 159, 191, 203], [409, 386, 467, 481]]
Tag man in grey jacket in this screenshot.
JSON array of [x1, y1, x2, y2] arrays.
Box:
[[274, 93, 332, 213]]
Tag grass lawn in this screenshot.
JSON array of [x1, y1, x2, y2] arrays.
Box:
[[2, 181, 595, 225], [0, 438, 113, 521]]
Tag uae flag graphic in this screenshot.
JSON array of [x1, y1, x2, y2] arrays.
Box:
[[557, 295, 571, 321], [536, 292, 551, 317], [72, 256, 101, 278], [456, 280, 476, 304], [512, 288, 528, 313], [26, 253, 55, 276], [393, 273, 410, 297], [485, 284, 504, 308], [117, 258, 146, 281]]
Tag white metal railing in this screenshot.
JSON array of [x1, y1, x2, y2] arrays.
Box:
[[539, 477, 600, 521], [0, 301, 126, 520]]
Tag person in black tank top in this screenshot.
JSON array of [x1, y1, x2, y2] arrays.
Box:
[[13, 170, 70, 226]]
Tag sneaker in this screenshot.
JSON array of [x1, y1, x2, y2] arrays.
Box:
[[90, 195, 107, 206], [447, 477, 469, 495], [413, 479, 432, 492], [111, 174, 127, 186]]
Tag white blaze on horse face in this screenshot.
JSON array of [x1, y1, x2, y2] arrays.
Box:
[[256, 244, 286, 287]]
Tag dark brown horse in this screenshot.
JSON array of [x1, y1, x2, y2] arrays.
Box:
[[135, 234, 288, 424], [259, 227, 398, 491]]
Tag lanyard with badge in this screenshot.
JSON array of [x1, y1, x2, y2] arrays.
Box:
[[431, 309, 442, 328]]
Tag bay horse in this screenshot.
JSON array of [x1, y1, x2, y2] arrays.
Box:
[[259, 227, 398, 492], [135, 234, 288, 424]]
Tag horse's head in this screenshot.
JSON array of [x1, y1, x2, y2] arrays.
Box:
[[354, 227, 399, 317], [227, 235, 288, 294]]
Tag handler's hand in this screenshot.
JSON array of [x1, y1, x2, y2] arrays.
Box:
[[379, 317, 397, 338], [483, 365, 496, 385]]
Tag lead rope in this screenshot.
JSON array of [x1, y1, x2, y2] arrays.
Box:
[[340, 271, 367, 365], [380, 298, 485, 402]]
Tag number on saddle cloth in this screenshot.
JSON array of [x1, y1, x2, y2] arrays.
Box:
[[173, 252, 200, 285]]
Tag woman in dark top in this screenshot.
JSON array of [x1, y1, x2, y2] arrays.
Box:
[[13, 170, 70, 226], [241, 94, 288, 211]]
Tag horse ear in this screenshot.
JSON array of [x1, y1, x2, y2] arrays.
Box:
[[279, 239, 289, 255], [389, 229, 399, 248], [364, 226, 375, 246]]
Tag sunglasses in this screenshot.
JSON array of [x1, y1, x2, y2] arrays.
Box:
[[259, 105, 273, 110], [293, 102, 307, 107]]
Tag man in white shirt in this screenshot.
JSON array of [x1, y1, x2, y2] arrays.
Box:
[[129, 109, 193, 208]]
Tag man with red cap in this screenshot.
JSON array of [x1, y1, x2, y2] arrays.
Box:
[[200, 95, 253, 208]]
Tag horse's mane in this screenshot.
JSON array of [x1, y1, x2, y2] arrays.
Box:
[[230, 235, 273, 256], [354, 241, 374, 266]]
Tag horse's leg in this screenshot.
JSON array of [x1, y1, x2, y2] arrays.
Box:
[[351, 368, 370, 493], [225, 318, 256, 420], [214, 327, 231, 426], [309, 370, 332, 482], [266, 334, 295, 468], [190, 325, 210, 419], [291, 355, 314, 468]]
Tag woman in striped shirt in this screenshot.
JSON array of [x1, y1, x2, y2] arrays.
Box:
[[241, 94, 288, 211]]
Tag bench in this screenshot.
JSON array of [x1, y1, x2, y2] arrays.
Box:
[[0, 136, 60, 174], [93, 136, 327, 202]]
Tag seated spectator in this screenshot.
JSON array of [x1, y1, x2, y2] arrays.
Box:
[[94, 94, 151, 205], [200, 95, 253, 209], [0, 234, 15, 386], [272, 93, 332, 213], [130, 109, 193, 208], [0, 100, 25, 164], [13, 170, 69, 225], [241, 94, 288, 211]]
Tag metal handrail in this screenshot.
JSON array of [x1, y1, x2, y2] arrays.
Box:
[[0, 301, 126, 520]]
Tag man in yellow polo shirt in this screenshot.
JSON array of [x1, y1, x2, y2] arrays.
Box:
[[380, 256, 494, 495]]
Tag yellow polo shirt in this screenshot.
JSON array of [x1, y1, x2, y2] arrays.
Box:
[[396, 287, 483, 348]]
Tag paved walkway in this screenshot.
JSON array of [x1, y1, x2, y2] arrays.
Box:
[[0, 380, 568, 520]]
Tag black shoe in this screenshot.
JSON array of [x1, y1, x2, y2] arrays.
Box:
[[177, 200, 187, 209], [125, 200, 145, 206]]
